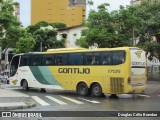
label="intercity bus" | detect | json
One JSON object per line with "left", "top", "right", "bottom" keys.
{"left": 9, "top": 47, "right": 147, "bottom": 97}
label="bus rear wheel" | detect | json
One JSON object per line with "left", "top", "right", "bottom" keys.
{"left": 77, "top": 83, "right": 90, "bottom": 96}
{"left": 91, "top": 83, "right": 103, "bottom": 97}
{"left": 22, "top": 80, "right": 29, "bottom": 91}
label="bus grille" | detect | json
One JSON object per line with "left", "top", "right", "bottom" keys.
{"left": 110, "top": 78, "right": 124, "bottom": 93}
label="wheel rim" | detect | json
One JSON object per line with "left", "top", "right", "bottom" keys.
{"left": 92, "top": 84, "right": 102, "bottom": 96}
{"left": 93, "top": 86, "right": 100, "bottom": 94}
{"left": 80, "top": 87, "right": 87, "bottom": 95}
{"left": 78, "top": 83, "right": 88, "bottom": 96}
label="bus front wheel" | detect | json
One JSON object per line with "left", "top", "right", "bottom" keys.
{"left": 22, "top": 80, "right": 29, "bottom": 91}
{"left": 77, "top": 82, "right": 90, "bottom": 96}
{"left": 91, "top": 83, "right": 103, "bottom": 97}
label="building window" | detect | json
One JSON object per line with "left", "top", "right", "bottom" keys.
{"left": 61, "top": 33, "right": 67, "bottom": 39}
{"left": 153, "top": 66, "right": 159, "bottom": 72}
{"left": 73, "top": 33, "right": 77, "bottom": 37}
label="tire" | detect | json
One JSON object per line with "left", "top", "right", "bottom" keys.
{"left": 77, "top": 83, "right": 90, "bottom": 96}
{"left": 22, "top": 80, "right": 29, "bottom": 91}
{"left": 91, "top": 83, "right": 103, "bottom": 97}
{"left": 40, "top": 88, "right": 46, "bottom": 93}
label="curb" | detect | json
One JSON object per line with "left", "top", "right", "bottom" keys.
{"left": 0, "top": 101, "right": 37, "bottom": 110}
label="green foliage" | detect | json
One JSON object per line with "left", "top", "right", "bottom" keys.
{"left": 35, "top": 21, "right": 49, "bottom": 27}
{"left": 0, "top": 1, "right": 65, "bottom": 54}
{"left": 77, "top": 1, "right": 160, "bottom": 61}
{"left": 0, "top": 0, "right": 21, "bottom": 50}
{"left": 27, "top": 25, "right": 40, "bottom": 34}
{"left": 49, "top": 22, "right": 67, "bottom": 29}
{"left": 131, "top": 2, "right": 160, "bottom": 60}
{"left": 77, "top": 3, "right": 131, "bottom": 48}
{"left": 32, "top": 28, "right": 65, "bottom": 51}
{"left": 76, "top": 37, "right": 88, "bottom": 48}
{"left": 4, "top": 27, "right": 25, "bottom": 48}
{"left": 87, "top": 0, "right": 93, "bottom": 6}
{"left": 27, "top": 21, "right": 65, "bottom": 51}
{"left": 15, "top": 36, "right": 35, "bottom": 53}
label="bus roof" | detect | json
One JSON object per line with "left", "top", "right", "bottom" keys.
{"left": 13, "top": 47, "right": 143, "bottom": 56}
{"left": 43, "top": 47, "right": 142, "bottom": 54}
{"left": 47, "top": 48, "right": 87, "bottom": 52}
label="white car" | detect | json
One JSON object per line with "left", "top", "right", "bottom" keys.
{"left": 0, "top": 71, "right": 9, "bottom": 84}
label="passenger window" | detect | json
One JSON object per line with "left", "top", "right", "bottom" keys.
{"left": 55, "top": 54, "right": 68, "bottom": 65}
{"left": 101, "top": 52, "right": 112, "bottom": 65}
{"left": 42, "top": 55, "right": 54, "bottom": 65}
{"left": 20, "top": 55, "right": 30, "bottom": 66}
{"left": 31, "top": 55, "right": 41, "bottom": 66}
{"left": 113, "top": 51, "right": 125, "bottom": 65}
{"left": 69, "top": 53, "right": 83, "bottom": 65}
{"left": 84, "top": 52, "right": 100, "bottom": 65}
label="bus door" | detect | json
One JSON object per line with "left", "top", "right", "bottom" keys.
{"left": 130, "top": 48, "right": 146, "bottom": 87}
{"left": 10, "top": 55, "right": 20, "bottom": 85}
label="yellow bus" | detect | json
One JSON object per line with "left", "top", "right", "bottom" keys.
{"left": 9, "top": 47, "right": 147, "bottom": 97}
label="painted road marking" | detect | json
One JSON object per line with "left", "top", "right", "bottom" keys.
{"left": 60, "top": 96, "right": 84, "bottom": 104}
{"left": 138, "top": 94, "right": 150, "bottom": 97}
{"left": 77, "top": 97, "right": 100, "bottom": 104}
{"left": 31, "top": 96, "right": 49, "bottom": 106}
{"left": 46, "top": 96, "right": 67, "bottom": 105}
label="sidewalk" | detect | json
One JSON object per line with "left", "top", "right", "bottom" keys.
{"left": 0, "top": 83, "right": 36, "bottom": 110}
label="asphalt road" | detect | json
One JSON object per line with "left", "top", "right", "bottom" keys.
{"left": 1, "top": 81, "right": 160, "bottom": 120}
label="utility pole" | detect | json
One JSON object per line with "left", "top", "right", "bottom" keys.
{"left": 40, "top": 42, "right": 42, "bottom": 52}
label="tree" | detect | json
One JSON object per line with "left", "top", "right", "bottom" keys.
{"left": 76, "top": 3, "right": 131, "bottom": 48}
{"left": 111, "top": 5, "right": 141, "bottom": 46}
{"left": 33, "top": 28, "right": 65, "bottom": 51}
{"left": 130, "top": 2, "right": 160, "bottom": 61}
{"left": 49, "top": 22, "right": 66, "bottom": 29}
{"left": 27, "top": 21, "right": 65, "bottom": 51}
{"left": 0, "top": 0, "right": 21, "bottom": 49}
{"left": 27, "top": 21, "right": 67, "bottom": 34}
{"left": 15, "top": 35, "right": 35, "bottom": 53}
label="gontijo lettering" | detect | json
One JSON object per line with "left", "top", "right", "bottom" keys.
{"left": 58, "top": 68, "right": 90, "bottom": 74}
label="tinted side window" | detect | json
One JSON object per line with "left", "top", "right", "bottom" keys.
{"left": 42, "top": 55, "right": 54, "bottom": 65}
{"left": 101, "top": 52, "right": 112, "bottom": 65}
{"left": 55, "top": 54, "right": 68, "bottom": 65}
{"left": 20, "top": 55, "right": 30, "bottom": 66}
{"left": 84, "top": 52, "right": 100, "bottom": 65}
{"left": 31, "top": 55, "right": 41, "bottom": 66}
{"left": 113, "top": 51, "right": 125, "bottom": 65}
{"left": 69, "top": 53, "right": 83, "bottom": 65}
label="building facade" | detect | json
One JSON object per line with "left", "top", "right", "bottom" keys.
{"left": 14, "top": 4, "right": 20, "bottom": 21}
{"left": 147, "top": 57, "right": 160, "bottom": 81}
{"left": 57, "top": 25, "right": 87, "bottom": 48}
{"left": 31, "top": 0, "right": 86, "bottom": 27}
{"left": 131, "top": 0, "right": 160, "bottom": 5}
{"left": 130, "top": 0, "right": 141, "bottom": 5}
{"left": 142, "top": 0, "right": 160, "bottom": 3}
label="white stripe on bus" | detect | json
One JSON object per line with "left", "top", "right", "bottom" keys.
{"left": 46, "top": 96, "right": 67, "bottom": 105}
{"left": 31, "top": 96, "right": 49, "bottom": 106}
{"left": 77, "top": 97, "right": 100, "bottom": 104}
{"left": 60, "top": 96, "right": 84, "bottom": 104}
